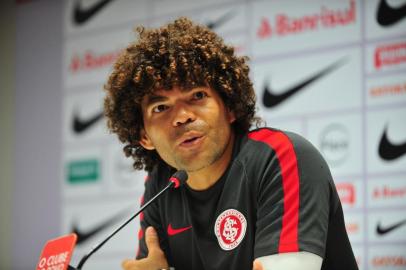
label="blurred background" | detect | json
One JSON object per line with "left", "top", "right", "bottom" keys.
{"left": 0, "top": 0, "right": 405, "bottom": 269}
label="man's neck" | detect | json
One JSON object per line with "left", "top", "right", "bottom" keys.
{"left": 186, "top": 131, "right": 235, "bottom": 191}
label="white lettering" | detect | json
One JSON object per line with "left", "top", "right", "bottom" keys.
{"left": 39, "top": 258, "right": 47, "bottom": 268}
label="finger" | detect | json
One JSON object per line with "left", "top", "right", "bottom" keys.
{"left": 145, "top": 226, "right": 162, "bottom": 256}
{"left": 122, "top": 259, "right": 135, "bottom": 269}
{"left": 253, "top": 259, "right": 264, "bottom": 270}
{"left": 121, "top": 258, "right": 147, "bottom": 270}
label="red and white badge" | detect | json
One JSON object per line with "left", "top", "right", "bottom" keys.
{"left": 214, "top": 209, "right": 247, "bottom": 250}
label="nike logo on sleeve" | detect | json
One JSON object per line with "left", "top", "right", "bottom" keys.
{"left": 167, "top": 224, "right": 192, "bottom": 236}
{"left": 262, "top": 58, "right": 347, "bottom": 108}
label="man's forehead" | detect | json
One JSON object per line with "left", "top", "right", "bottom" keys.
{"left": 150, "top": 86, "right": 196, "bottom": 95}
{"left": 143, "top": 86, "right": 207, "bottom": 101}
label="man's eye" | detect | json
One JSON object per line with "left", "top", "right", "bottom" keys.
{"left": 193, "top": 91, "right": 208, "bottom": 100}
{"left": 152, "top": 104, "right": 168, "bottom": 113}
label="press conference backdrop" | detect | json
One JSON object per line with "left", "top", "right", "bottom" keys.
{"left": 59, "top": 0, "right": 406, "bottom": 269}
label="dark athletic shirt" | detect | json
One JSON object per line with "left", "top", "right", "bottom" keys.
{"left": 136, "top": 128, "right": 358, "bottom": 270}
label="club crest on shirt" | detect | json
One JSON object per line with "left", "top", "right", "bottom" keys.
{"left": 214, "top": 209, "right": 247, "bottom": 250}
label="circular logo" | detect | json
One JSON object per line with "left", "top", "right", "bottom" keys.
{"left": 214, "top": 209, "right": 247, "bottom": 250}
{"left": 319, "top": 123, "right": 350, "bottom": 166}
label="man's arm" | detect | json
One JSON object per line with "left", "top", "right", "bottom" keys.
{"left": 253, "top": 252, "right": 322, "bottom": 270}
{"left": 250, "top": 130, "right": 330, "bottom": 259}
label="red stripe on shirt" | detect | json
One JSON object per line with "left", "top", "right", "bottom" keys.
{"left": 138, "top": 228, "right": 144, "bottom": 240}
{"left": 248, "top": 129, "right": 300, "bottom": 253}
{"left": 139, "top": 195, "right": 145, "bottom": 221}
{"left": 136, "top": 228, "right": 144, "bottom": 258}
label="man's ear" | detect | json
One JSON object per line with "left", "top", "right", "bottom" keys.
{"left": 139, "top": 129, "right": 155, "bottom": 150}
{"left": 227, "top": 108, "right": 236, "bottom": 124}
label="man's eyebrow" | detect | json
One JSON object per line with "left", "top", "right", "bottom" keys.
{"left": 145, "top": 94, "right": 168, "bottom": 106}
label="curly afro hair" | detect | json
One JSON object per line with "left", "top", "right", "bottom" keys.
{"left": 104, "top": 17, "right": 259, "bottom": 172}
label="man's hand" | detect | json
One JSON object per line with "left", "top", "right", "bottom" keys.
{"left": 122, "top": 227, "right": 169, "bottom": 270}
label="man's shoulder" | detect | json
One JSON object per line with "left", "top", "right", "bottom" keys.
{"left": 145, "top": 162, "right": 175, "bottom": 190}
{"left": 237, "top": 127, "right": 323, "bottom": 170}
{"left": 243, "top": 127, "right": 313, "bottom": 154}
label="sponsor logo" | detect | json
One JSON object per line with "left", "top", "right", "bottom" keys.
{"left": 376, "top": 218, "right": 406, "bottom": 235}
{"left": 67, "top": 159, "right": 100, "bottom": 184}
{"left": 372, "top": 256, "right": 406, "bottom": 267}
{"left": 374, "top": 42, "right": 406, "bottom": 69}
{"left": 214, "top": 209, "right": 246, "bottom": 251}
{"left": 376, "top": 0, "right": 406, "bottom": 27}
{"left": 262, "top": 58, "right": 346, "bottom": 108}
{"left": 167, "top": 224, "right": 192, "bottom": 236}
{"left": 69, "top": 49, "right": 122, "bottom": 73}
{"left": 205, "top": 10, "right": 235, "bottom": 30}
{"left": 373, "top": 185, "right": 406, "bottom": 199}
{"left": 72, "top": 110, "right": 103, "bottom": 134}
{"left": 369, "top": 82, "right": 406, "bottom": 98}
{"left": 378, "top": 125, "right": 406, "bottom": 161}
{"left": 73, "top": 0, "right": 114, "bottom": 25}
{"left": 257, "top": 0, "right": 355, "bottom": 39}
{"left": 36, "top": 234, "right": 77, "bottom": 270}
{"left": 319, "top": 124, "right": 350, "bottom": 166}
{"left": 336, "top": 182, "right": 355, "bottom": 206}
{"left": 71, "top": 209, "right": 129, "bottom": 245}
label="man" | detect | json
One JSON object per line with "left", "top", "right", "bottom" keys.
{"left": 104, "top": 17, "right": 358, "bottom": 270}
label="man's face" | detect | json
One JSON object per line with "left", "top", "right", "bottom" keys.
{"left": 139, "top": 86, "right": 235, "bottom": 172}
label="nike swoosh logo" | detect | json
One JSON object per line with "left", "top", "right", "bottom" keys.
{"left": 378, "top": 125, "right": 406, "bottom": 161}
{"left": 167, "top": 224, "right": 192, "bottom": 236}
{"left": 376, "top": 0, "right": 406, "bottom": 27}
{"left": 71, "top": 210, "right": 129, "bottom": 245}
{"left": 262, "top": 58, "right": 347, "bottom": 108}
{"left": 73, "top": 0, "right": 114, "bottom": 25}
{"left": 72, "top": 110, "right": 103, "bottom": 134}
{"left": 205, "top": 10, "right": 235, "bottom": 30}
{"left": 376, "top": 219, "right": 406, "bottom": 235}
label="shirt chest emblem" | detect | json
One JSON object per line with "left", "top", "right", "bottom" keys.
{"left": 214, "top": 209, "right": 247, "bottom": 250}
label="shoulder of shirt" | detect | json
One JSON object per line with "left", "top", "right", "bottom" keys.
{"left": 236, "top": 127, "right": 324, "bottom": 169}
{"left": 243, "top": 126, "right": 334, "bottom": 188}
{"left": 242, "top": 127, "right": 315, "bottom": 154}
{"left": 144, "top": 161, "right": 175, "bottom": 191}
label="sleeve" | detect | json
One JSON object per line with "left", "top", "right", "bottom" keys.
{"left": 136, "top": 172, "right": 159, "bottom": 259}
{"left": 250, "top": 129, "right": 331, "bottom": 259}
{"left": 256, "top": 252, "right": 323, "bottom": 270}
{"left": 136, "top": 168, "right": 171, "bottom": 260}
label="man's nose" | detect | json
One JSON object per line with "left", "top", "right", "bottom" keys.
{"left": 172, "top": 102, "right": 196, "bottom": 127}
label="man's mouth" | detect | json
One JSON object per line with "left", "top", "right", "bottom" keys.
{"left": 183, "top": 137, "right": 200, "bottom": 143}
{"left": 178, "top": 132, "right": 205, "bottom": 147}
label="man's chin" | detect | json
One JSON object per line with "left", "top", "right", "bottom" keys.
{"left": 174, "top": 158, "right": 209, "bottom": 173}
{"left": 174, "top": 154, "right": 221, "bottom": 173}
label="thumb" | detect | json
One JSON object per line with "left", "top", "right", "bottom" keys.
{"left": 253, "top": 259, "right": 264, "bottom": 270}
{"left": 145, "top": 226, "right": 163, "bottom": 256}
